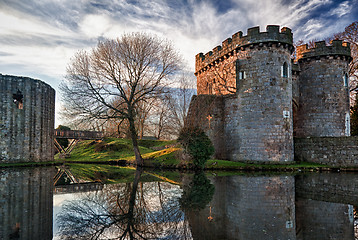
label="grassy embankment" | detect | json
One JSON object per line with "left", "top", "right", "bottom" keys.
{"left": 56, "top": 137, "right": 337, "bottom": 172}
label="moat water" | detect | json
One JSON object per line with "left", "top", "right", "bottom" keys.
{"left": 1, "top": 166, "right": 358, "bottom": 239}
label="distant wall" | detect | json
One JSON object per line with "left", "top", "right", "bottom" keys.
{"left": 185, "top": 95, "right": 227, "bottom": 159}
{"left": 294, "top": 136, "right": 358, "bottom": 167}
{"left": 0, "top": 74, "right": 55, "bottom": 163}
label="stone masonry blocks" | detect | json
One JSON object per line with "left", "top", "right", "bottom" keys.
{"left": 0, "top": 74, "right": 55, "bottom": 163}
{"left": 187, "top": 25, "right": 352, "bottom": 164}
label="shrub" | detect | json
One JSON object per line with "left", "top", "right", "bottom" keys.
{"left": 180, "top": 171, "right": 215, "bottom": 211}
{"left": 178, "top": 127, "right": 214, "bottom": 168}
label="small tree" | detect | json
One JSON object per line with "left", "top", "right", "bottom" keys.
{"left": 178, "top": 127, "right": 214, "bottom": 169}
{"left": 60, "top": 32, "right": 181, "bottom": 166}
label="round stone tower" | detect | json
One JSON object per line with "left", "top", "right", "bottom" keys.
{"left": 0, "top": 74, "right": 55, "bottom": 163}
{"left": 192, "top": 25, "right": 295, "bottom": 163}
{"left": 231, "top": 25, "right": 294, "bottom": 162}
{"left": 295, "top": 40, "right": 351, "bottom": 137}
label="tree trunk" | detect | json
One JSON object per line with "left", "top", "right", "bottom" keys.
{"left": 128, "top": 116, "right": 143, "bottom": 166}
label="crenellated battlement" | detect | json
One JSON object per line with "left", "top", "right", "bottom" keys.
{"left": 195, "top": 25, "right": 293, "bottom": 74}
{"left": 296, "top": 40, "right": 351, "bottom": 62}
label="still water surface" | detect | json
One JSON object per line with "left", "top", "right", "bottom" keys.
{"left": 1, "top": 166, "right": 358, "bottom": 239}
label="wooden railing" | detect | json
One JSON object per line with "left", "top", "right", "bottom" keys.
{"left": 54, "top": 130, "right": 103, "bottom": 140}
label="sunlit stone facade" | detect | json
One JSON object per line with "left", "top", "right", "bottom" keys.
{"left": 187, "top": 25, "right": 351, "bottom": 163}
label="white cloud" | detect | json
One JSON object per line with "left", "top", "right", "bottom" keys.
{"left": 0, "top": 0, "right": 357, "bottom": 126}
{"left": 329, "top": 1, "right": 350, "bottom": 17}
{"left": 0, "top": 10, "right": 71, "bottom": 37}
{"left": 79, "top": 14, "right": 115, "bottom": 38}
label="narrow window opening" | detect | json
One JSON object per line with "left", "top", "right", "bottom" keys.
{"left": 207, "top": 82, "right": 213, "bottom": 94}
{"left": 344, "top": 73, "right": 349, "bottom": 87}
{"left": 239, "top": 71, "right": 245, "bottom": 80}
{"left": 235, "top": 60, "right": 245, "bottom": 80}
{"left": 345, "top": 112, "right": 350, "bottom": 136}
{"left": 282, "top": 62, "right": 288, "bottom": 78}
{"left": 13, "top": 89, "right": 23, "bottom": 109}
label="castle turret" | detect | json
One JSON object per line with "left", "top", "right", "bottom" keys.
{"left": 0, "top": 74, "right": 55, "bottom": 163}
{"left": 188, "top": 25, "right": 295, "bottom": 163}
{"left": 295, "top": 40, "right": 352, "bottom": 137}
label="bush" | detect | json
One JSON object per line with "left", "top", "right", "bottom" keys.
{"left": 180, "top": 171, "right": 215, "bottom": 211}
{"left": 178, "top": 127, "right": 214, "bottom": 168}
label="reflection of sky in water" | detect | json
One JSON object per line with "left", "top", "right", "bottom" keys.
{"left": 53, "top": 182, "right": 185, "bottom": 239}
{"left": 53, "top": 192, "right": 81, "bottom": 238}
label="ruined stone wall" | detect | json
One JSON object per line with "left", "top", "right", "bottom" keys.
{"left": 0, "top": 74, "right": 55, "bottom": 163}
{"left": 295, "top": 41, "right": 351, "bottom": 137}
{"left": 0, "top": 167, "right": 54, "bottom": 239}
{"left": 294, "top": 136, "right": 358, "bottom": 167}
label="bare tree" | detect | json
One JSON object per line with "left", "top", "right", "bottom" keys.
{"left": 146, "top": 73, "right": 196, "bottom": 139}
{"left": 60, "top": 33, "right": 182, "bottom": 166}
{"left": 56, "top": 169, "right": 192, "bottom": 239}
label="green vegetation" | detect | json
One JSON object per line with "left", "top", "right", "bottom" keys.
{"left": 3, "top": 137, "right": 351, "bottom": 172}
{"left": 51, "top": 137, "right": 347, "bottom": 172}
{"left": 178, "top": 127, "right": 214, "bottom": 169}
{"left": 66, "top": 164, "right": 165, "bottom": 184}
{"left": 204, "top": 159, "right": 329, "bottom": 170}
{"left": 58, "top": 138, "right": 176, "bottom": 163}
{"left": 180, "top": 171, "right": 215, "bottom": 211}
{"left": 0, "top": 161, "right": 59, "bottom": 168}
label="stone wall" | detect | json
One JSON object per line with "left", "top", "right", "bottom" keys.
{"left": 0, "top": 74, "right": 55, "bottom": 163}
{"left": 225, "top": 45, "right": 293, "bottom": 162}
{"left": 295, "top": 199, "right": 353, "bottom": 240}
{"left": 294, "top": 136, "right": 358, "bottom": 167}
{"left": 186, "top": 174, "right": 355, "bottom": 239}
{"left": 295, "top": 41, "right": 351, "bottom": 137}
{"left": 185, "top": 94, "right": 227, "bottom": 159}
{"left": 187, "top": 175, "right": 296, "bottom": 240}
{"left": 295, "top": 173, "right": 355, "bottom": 239}
{"left": 0, "top": 167, "right": 54, "bottom": 239}
{"left": 189, "top": 25, "right": 352, "bottom": 163}
{"left": 189, "top": 25, "right": 295, "bottom": 163}
{"left": 296, "top": 172, "right": 358, "bottom": 205}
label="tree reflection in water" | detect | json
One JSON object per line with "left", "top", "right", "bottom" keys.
{"left": 56, "top": 168, "right": 215, "bottom": 239}
{"left": 180, "top": 171, "right": 215, "bottom": 212}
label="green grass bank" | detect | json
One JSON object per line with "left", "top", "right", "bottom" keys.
{"left": 51, "top": 137, "right": 354, "bottom": 172}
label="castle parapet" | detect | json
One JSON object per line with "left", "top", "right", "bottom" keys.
{"left": 296, "top": 40, "right": 351, "bottom": 62}
{"left": 195, "top": 25, "right": 293, "bottom": 73}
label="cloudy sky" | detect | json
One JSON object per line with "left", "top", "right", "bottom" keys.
{"left": 0, "top": 0, "right": 357, "bottom": 125}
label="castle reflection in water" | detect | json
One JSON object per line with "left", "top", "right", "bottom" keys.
{"left": 0, "top": 167, "right": 357, "bottom": 239}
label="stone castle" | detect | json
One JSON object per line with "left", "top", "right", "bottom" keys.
{"left": 0, "top": 74, "right": 55, "bottom": 163}
{"left": 186, "top": 25, "right": 352, "bottom": 163}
